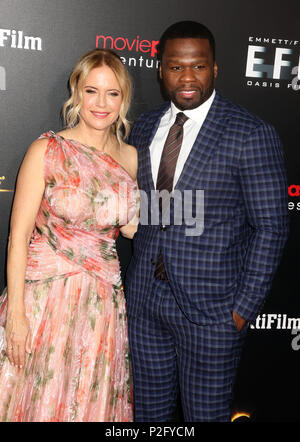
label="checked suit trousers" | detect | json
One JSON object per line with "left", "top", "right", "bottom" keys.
{"left": 128, "top": 278, "right": 247, "bottom": 421}
{"left": 154, "top": 112, "right": 188, "bottom": 281}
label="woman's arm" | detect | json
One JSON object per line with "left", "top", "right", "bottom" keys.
{"left": 119, "top": 143, "right": 139, "bottom": 239}
{"left": 5, "top": 138, "right": 47, "bottom": 368}
{"left": 120, "top": 180, "right": 139, "bottom": 239}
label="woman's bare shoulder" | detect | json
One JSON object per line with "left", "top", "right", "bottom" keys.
{"left": 120, "top": 142, "right": 138, "bottom": 180}
{"left": 25, "top": 137, "right": 49, "bottom": 159}
{"left": 122, "top": 142, "right": 137, "bottom": 160}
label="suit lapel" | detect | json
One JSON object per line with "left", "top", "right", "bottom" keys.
{"left": 175, "top": 92, "right": 228, "bottom": 190}
{"left": 139, "top": 102, "right": 170, "bottom": 191}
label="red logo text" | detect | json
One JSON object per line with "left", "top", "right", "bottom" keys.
{"left": 96, "top": 34, "right": 159, "bottom": 58}
{"left": 288, "top": 185, "right": 300, "bottom": 196}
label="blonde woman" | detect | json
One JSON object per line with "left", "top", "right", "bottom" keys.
{"left": 0, "top": 49, "right": 137, "bottom": 421}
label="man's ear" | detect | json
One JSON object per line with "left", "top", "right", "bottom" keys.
{"left": 159, "top": 63, "right": 163, "bottom": 80}
{"left": 214, "top": 62, "right": 218, "bottom": 79}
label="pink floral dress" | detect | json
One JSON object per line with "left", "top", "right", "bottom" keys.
{"left": 0, "top": 132, "right": 137, "bottom": 422}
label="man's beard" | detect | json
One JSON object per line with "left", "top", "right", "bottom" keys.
{"left": 167, "top": 85, "right": 214, "bottom": 110}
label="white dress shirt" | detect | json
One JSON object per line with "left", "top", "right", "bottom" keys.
{"left": 150, "top": 90, "right": 216, "bottom": 189}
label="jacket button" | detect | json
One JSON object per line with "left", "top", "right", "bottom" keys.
{"left": 151, "top": 258, "right": 155, "bottom": 266}
{"left": 160, "top": 225, "right": 167, "bottom": 231}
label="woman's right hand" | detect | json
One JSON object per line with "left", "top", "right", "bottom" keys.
{"left": 5, "top": 312, "right": 32, "bottom": 368}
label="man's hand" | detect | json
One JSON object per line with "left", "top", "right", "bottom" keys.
{"left": 232, "top": 310, "right": 246, "bottom": 332}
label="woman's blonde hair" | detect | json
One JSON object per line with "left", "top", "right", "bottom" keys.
{"left": 62, "top": 48, "right": 132, "bottom": 142}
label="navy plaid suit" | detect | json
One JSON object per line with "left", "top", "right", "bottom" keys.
{"left": 125, "top": 91, "right": 289, "bottom": 421}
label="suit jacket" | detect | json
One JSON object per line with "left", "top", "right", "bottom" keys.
{"left": 125, "top": 91, "right": 289, "bottom": 325}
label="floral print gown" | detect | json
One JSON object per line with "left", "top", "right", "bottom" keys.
{"left": 0, "top": 132, "right": 136, "bottom": 422}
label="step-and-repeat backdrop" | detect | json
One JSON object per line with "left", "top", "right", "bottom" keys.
{"left": 1, "top": 0, "right": 299, "bottom": 422}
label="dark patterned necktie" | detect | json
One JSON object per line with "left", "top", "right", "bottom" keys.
{"left": 154, "top": 112, "right": 188, "bottom": 280}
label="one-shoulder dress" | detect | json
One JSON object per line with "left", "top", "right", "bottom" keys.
{"left": 0, "top": 132, "right": 137, "bottom": 422}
